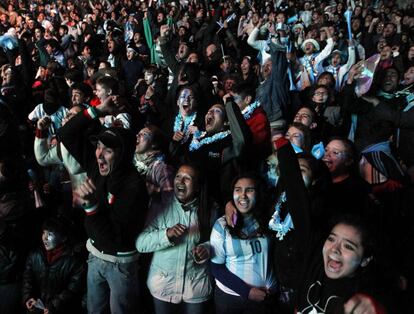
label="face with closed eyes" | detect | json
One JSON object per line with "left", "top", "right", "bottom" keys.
{"left": 205, "top": 105, "right": 225, "bottom": 134}
{"left": 323, "top": 223, "right": 368, "bottom": 279}
{"left": 233, "top": 178, "right": 256, "bottom": 215}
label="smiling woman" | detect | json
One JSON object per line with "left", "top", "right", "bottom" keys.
{"left": 210, "top": 172, "right": 276, "bottom": 314}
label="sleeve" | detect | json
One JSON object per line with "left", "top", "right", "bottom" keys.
{"left": 58, "top": 107, "right": 100, "bottom": 171}
{"left": 48, "top": 258, "right": 85, "bottom": 312}
{"left": 342, "top": 82, "right": 377, "bottom": 116}
{"left": 269, "top": 44, "right": 290, "bottom": 117}
{"left": 210, "top": 220, "right": 251, "bottom": 299}
{"left": 222, "top": 101, "right": 252, "bottom": 164}
{"left": 314, "top": 37, "right": 334, "bottom": 66}
{"left": 34, "top": 137, "right": 62, "bottom": 166}
{"left": 275, "top": 137, "right": 310, "bottom": 243}
{"left": 135, "top": 208, "right": 175, "bottom": 253}
{"left": 22, "top": 252, "right": 36, "bottom": 304}
{"left": 28, "top": 104, "right": 43, "bottom": 122}
{"left": 247, "top": 27, "right": 267, "bottom": 51}
{"left": 337, "top": 45, "right": 356, "bottom": 89}
{"left": 159, "top": 36, "right": 180, "bottom": 75}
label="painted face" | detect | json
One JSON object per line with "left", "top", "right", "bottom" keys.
{"left": 285, "top": 126, "right": 305, "bottom": 149}
{"left": 294, "top": 108, "right": 315, "bottom": 128}
{"left": 323, "top": 223, "right": 366, "bottom": 279}
{"left": 42, "top": 230, "right": 63, "bottom": 251}
{"left": 403, "top": 66, "right": 414, "bottom": 85}
{"left": 233, "top": 178, "right": 256, "bottom": 215}
{"left": 205, "top": 105, "right": 225, "bottom": 134}
{"left": 135, "top": 127, "right": 153, "bottom": 154}
{"left": 95, "top": 83, "right": 110, "bottom": 102}
{"left": 95, "top": 141, "right": 116, "bottom": 176}
{"left": 322, "top": 140, "right": 349, "bottom": 175}
{"left": 174, "top": 165, "right": 199, "bottom": 204}
{"left": 177, "top": 88, "right": 196, "bottom": 117}
{"left": 312, "top": 87, "right": 329, "bottom": 103}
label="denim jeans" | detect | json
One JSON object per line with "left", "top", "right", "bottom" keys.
{"left": 153, "top": 297, "right": 209, "bottom": 314}
{"left": 214, "top": 286, "right": 274, "bottom": 314}
{"left": 87, "top": 253, "right": 139, "bottom": 314}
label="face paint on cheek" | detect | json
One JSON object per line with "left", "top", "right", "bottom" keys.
{"left": 178, "top": 89, "right": 192, "bottom": 111}
{"left": 44, "top": 232, "right": 61, "bottom": 250}
{"left": 233, "top": 193, "right": 239, "bottom": 205}
{"left": 348, "top": 255, "right": 363, "bottom": 270}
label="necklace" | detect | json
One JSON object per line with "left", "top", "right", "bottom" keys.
{"left": 189, "top": 130, "right": 231, "bottom": 152}
{"left": 268, "top": 191, "right": 294, "bottom": 240}
{"left": 173, "top": 112, "right": 196, "bottom": 143}
{"left": 242, "top": 100, "right": 261, "bottom": 120}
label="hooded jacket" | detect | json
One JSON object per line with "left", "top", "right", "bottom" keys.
{"left": 58, "top": 109, "right": 149, "bottom": 254}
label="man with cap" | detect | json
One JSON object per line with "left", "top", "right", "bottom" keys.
{"left": 58, "top": 97, "right": 149, "bottom": 314}
{"left": 298, "top": 26, "right": 335, "bottom": 87}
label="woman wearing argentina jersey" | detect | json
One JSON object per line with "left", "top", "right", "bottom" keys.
{"left": 210, "top": 172, "right": 277, "bottom": 314}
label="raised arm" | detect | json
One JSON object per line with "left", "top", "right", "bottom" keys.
{"left": 274, "top": 137, "right": 310, "bottom": 243}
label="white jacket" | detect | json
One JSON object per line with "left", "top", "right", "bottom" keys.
{"left": 136, "top": 195, "right": 212, "bottom": 304}
{"left": 34, "top": 137, "right": 87, "bottom": 195}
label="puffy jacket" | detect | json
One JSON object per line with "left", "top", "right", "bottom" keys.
{"left": 22, "top": 248, "right": 85, "bottom": 314}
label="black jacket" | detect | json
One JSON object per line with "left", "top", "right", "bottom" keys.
{"left": 22, "top": 248, "right": 85, "bottom": 314}
{"left": 58, "top": 111, "right": 149, "bottom": 254}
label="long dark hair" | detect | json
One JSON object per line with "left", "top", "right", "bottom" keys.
{"left": 179, "top": 162, "right": 213, "bottom": 243}
{"left": 228, "top": 172, "right": 269, "bottom": 239}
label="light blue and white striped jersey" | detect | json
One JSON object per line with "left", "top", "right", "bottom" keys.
{"left": 210, "top": 215, "right": 277, "bottom": 296}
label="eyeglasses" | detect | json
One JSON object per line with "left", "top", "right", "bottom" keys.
{"left": 314, "top": 91, "right": 328, "bottom": 96}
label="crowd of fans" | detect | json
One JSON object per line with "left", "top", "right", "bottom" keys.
{"left": 0, "top": 0, "right": 413, "bottom": 313}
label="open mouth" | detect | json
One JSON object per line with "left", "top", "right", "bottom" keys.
{"left": 238, "top": 199, "right": 249, "bottom": 208}
{"left": 98, "top": 160, "right": 108, "bottom": 172}
{"left": 326, "top": 255, "right": 342, "bottom": 273}
{"left": 176, "top": 185, "right": 186, "bottom": 193}
{"left": 206, "top": 116, "right": 213, "bottom": 126}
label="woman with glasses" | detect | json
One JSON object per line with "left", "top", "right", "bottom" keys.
{"left": 210, "top": 172, "right": 276, "bottom": 314}
{"left": 322, "top": 137, "right": 372, "bottom": 217}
